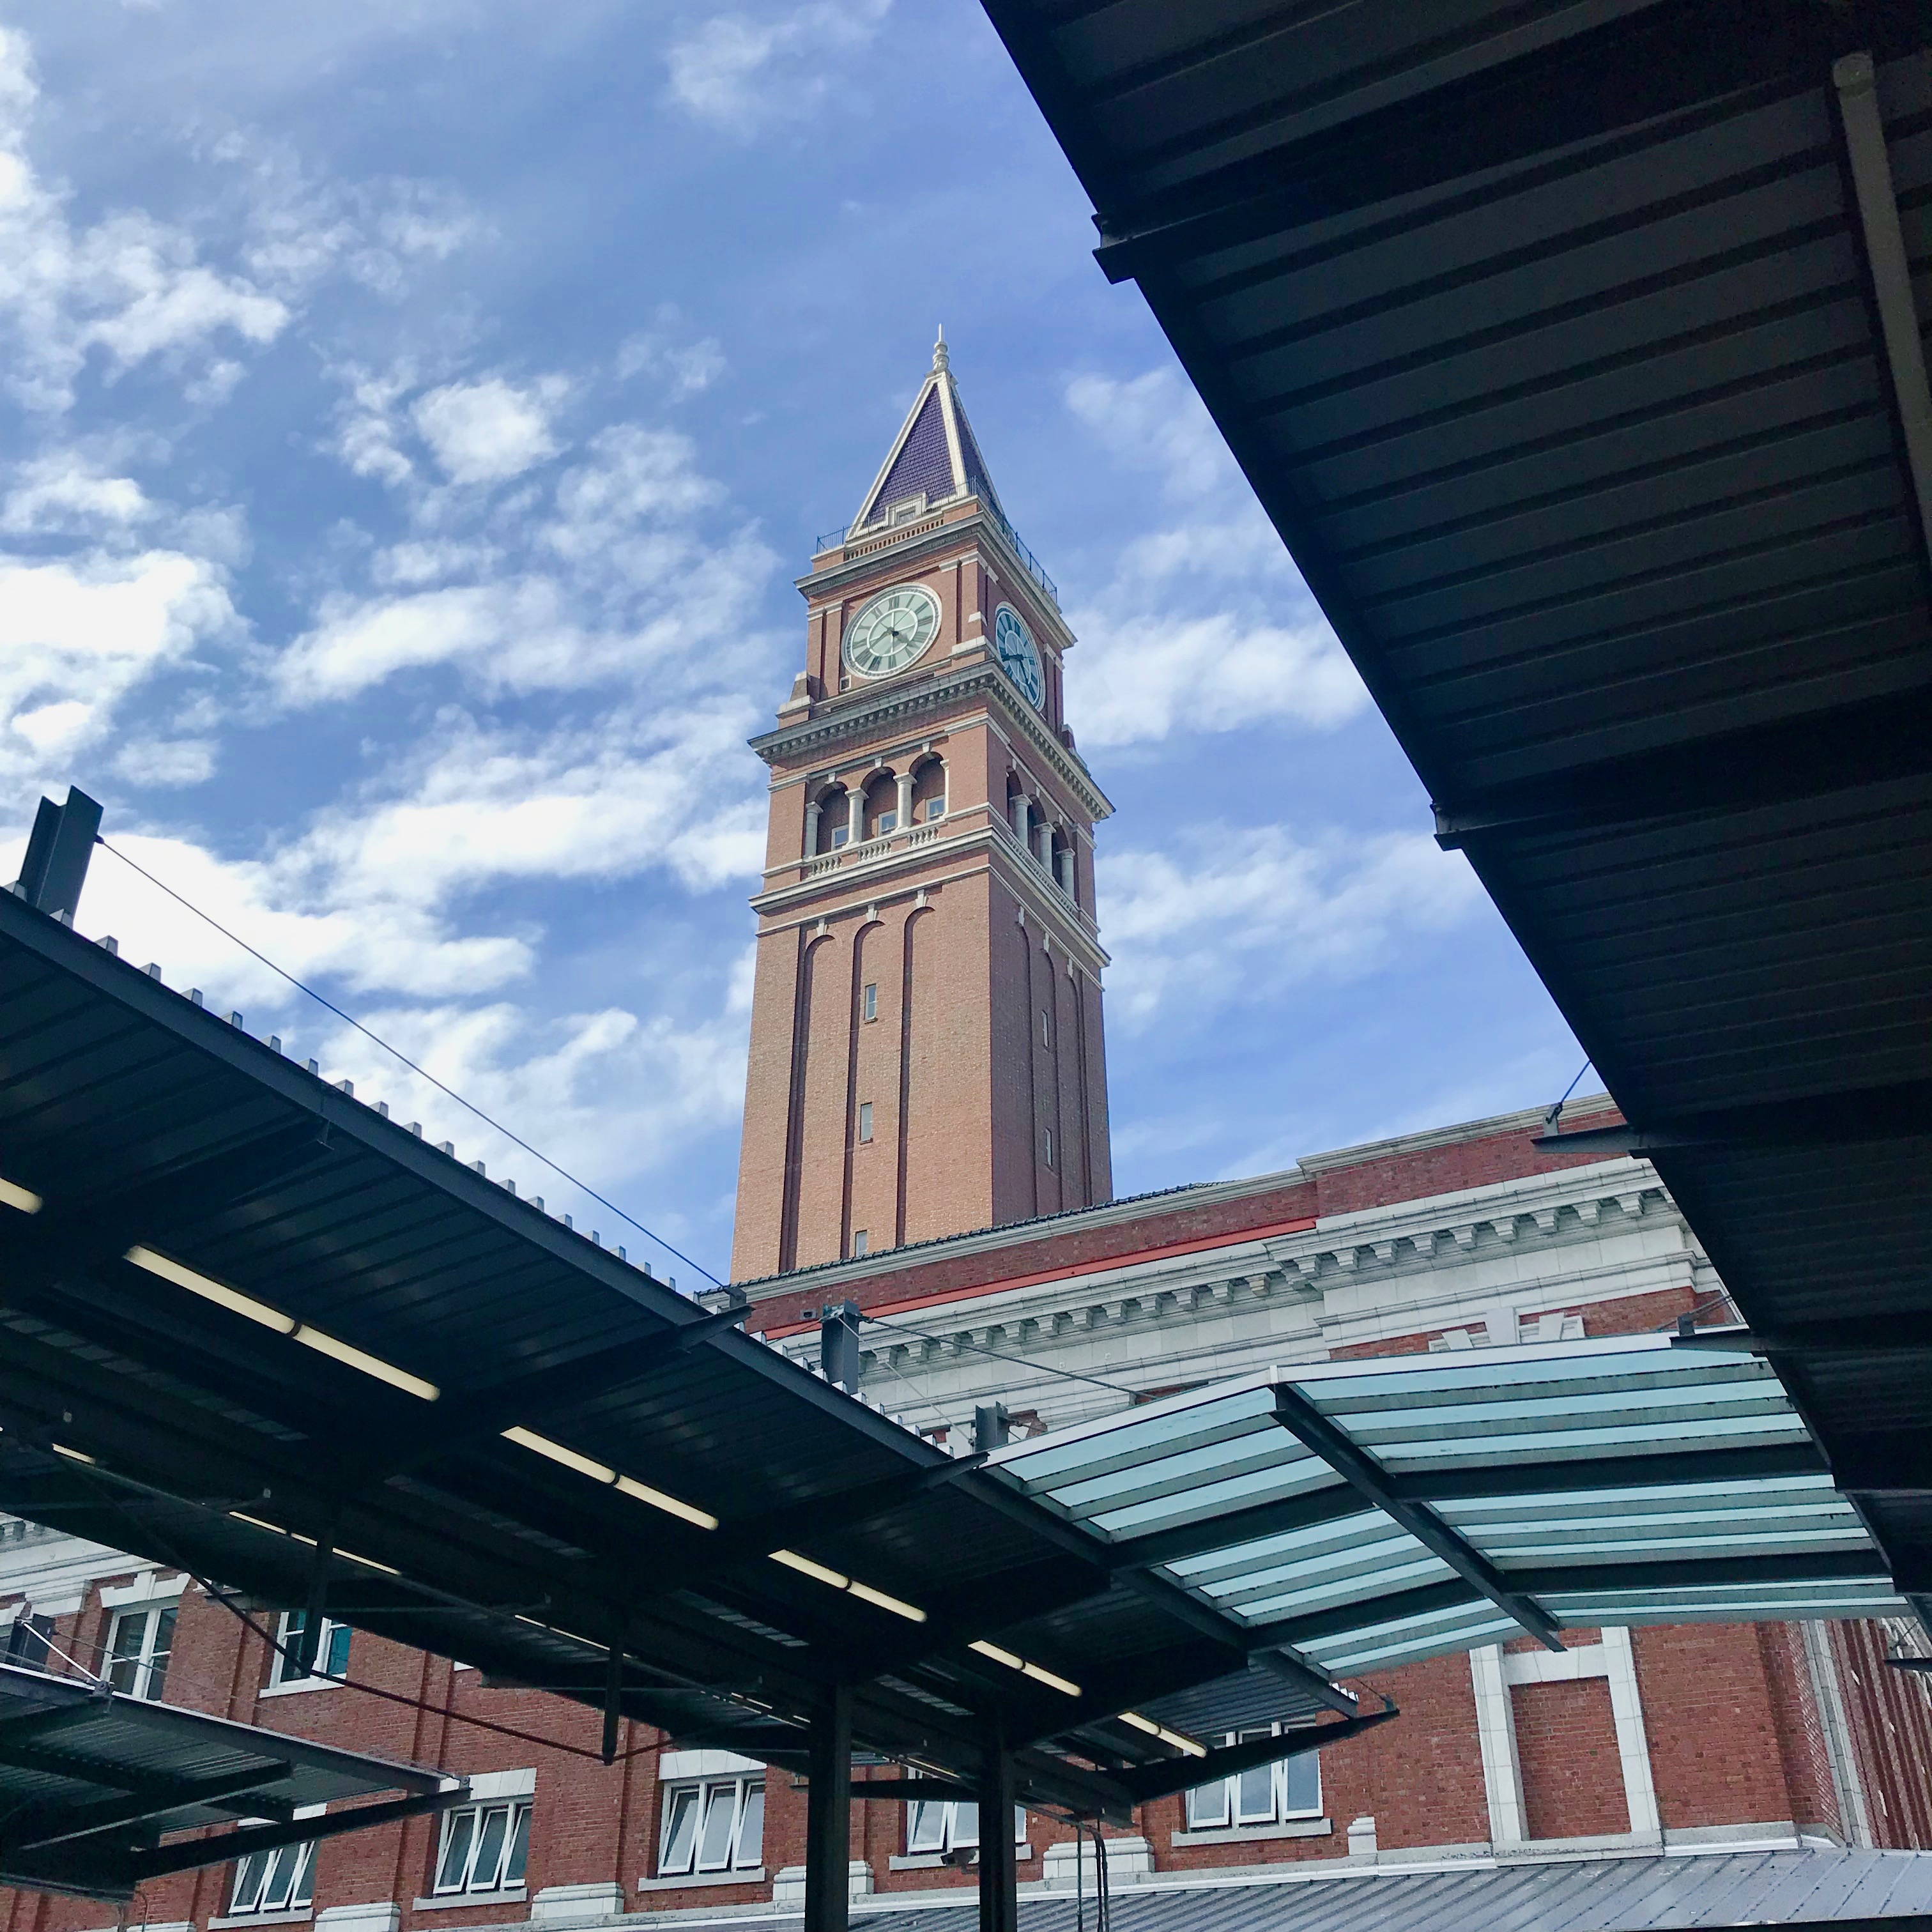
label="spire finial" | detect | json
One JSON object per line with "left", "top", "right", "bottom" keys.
{"left": 933, "top": 325, "right": 949, "bottom": 373}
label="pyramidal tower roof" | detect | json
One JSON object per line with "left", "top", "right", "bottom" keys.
{"left": 851, "top": 328, "right": 1006, "bottom": 532}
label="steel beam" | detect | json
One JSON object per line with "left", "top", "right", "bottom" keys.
{"left": 1112, "top": 1705, "right": 1401, "bottom": 1807}
{"left": 976, "top": 1720, "right": 1018, "bottom": 1932}
{"left": 1269, "top": 1387, "right": 1563, "bottom": 1650}
{"left": 804, "top": 1685, "right": 854, "bottom": 1932}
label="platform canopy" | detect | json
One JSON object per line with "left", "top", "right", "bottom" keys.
{"left": 0, "top": 1660, "right": 458, "bottom": 1900}
{"left": 0, "top": 890, "right": 1380, "bottom": 1828}
{"left": 978, "top": 0, "right": 1932, "bottom": 1621}
{"left": 990, "top": 1338, "right": 1906, "bottom": 1690}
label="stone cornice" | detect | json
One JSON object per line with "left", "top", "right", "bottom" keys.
{"left": 750, "top": 663, "right": 1113, "bottom": 822}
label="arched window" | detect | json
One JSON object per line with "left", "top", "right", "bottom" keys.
{"left": 910, "top": 757, "right": 947, "bottom": 824}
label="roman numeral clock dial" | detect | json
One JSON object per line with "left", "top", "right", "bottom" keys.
{"left": 993, "top": 604, "right": 1043, "bottom": 709}
{"left": 844, "top": 585, "right": 940, "bottom": 677}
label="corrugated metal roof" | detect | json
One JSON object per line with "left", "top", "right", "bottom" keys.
{"left": 0, "top": 1660, "right": 453, "bottom": 1900}
{"left": 977, "top": 0, "right": 1932, "bottom": 1628}
{"left": 0, "top": 896, "right": 1361, "bottom": 1826}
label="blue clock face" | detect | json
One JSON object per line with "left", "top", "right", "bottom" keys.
{"left": 993, "top": 605, "right": 1043, "bottom": 709}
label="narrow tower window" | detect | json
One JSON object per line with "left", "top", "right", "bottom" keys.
{"left": 852, "top": 1230, "right": 869, "bottom": 1257}
{"left": 1044, "top": 1128, "right": 1055, "bottom": 1169}
{"left": 862, "top": 983, "right": 878, "bottom": 1022}
{"left": 858, "top": 1101, "right": 873, "bottom": 1144}
{"left": 1041, "top": 1009, "right": 1050, "bottom": 1048}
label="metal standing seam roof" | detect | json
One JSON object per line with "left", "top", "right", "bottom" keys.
{"left": 0, "top": 892, "right": 1368, "bottom": 1826}
{"left": 0, "top": 1660, "right": 457, "bottom": 1900}
{"left": 710, "top": 1850, "right": 1932, "bottom": 1932}
{"left": 975, "top": 0, "right": 1932, "bottom": 1628}
{"left": 988, "top": 1337, "right": 1905, "bottom": 1694}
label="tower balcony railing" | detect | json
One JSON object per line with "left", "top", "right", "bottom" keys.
{"left": 813, "top": 494, "right": 1059, "bottom": 608}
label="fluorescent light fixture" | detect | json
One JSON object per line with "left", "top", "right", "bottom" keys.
{"left": 770, "top": 1549, "right": 849, "bottom": 1590}
{"left": 769, "top": 1552, "right": 928, "bottom": 1623}
{"left": 230, "top": 1510, "right": 285, "bottom": 1536}
{"left": 126, "top": 1246, "right": 294, "bottom": 1333}
{"left": 1118, "top": 1710, "right": 1206, "bottom": 1756}
{"left": 339, "top": 1548, "right": 400, "bottom": 1576}
{"left": 968, "top": 1638, "right": 1080, "bottom": 1698}
{"left": 502, "top": 1426, "right": 615, "bottom": 1485}
{"left": 847, "top": 1581, "right": 928, "bottom": 1623}
{"left": 0, "top": 1177, "right": 42, "bottom": 1214}
{"left": 50, "top": 1443, "right": 94, "bottom": 1466}
{"left": 615, "top": 1473, "right": 718, "bottom": 1530}
{"left": 293, "top": 1324, "right": 438, "bottom": 1402}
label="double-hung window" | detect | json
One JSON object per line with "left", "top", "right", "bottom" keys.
{"left": 105, "top": 1604, "right": 176, "bottom": 1700}
{"left": 905, "top": 1799, "right": 1025, "bottom": 1857}
{"left": 230, "top": 1837, "right": 318, "bottom": 1916}
{"left": 268, "top": 1610, "right": 351, "bottom": 1688}
{"left": 3, "top": 1614, "right": 53, "bottom": 1669}
{"left": 657, "top": 1775, "right": 764, "bottom": 1876}
{"left": 434, "top": 1798, "right": 532, "bottom": 1896}
{"left": 1184, "top": 1726, "right": 1321, "bottom": 1830}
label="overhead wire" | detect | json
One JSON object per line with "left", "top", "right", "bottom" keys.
{"left": 857, "top": 1311, "right": 1138, "bottom": 1396}
{"left": 92, "top": 836, "right": 723, "bottom": 1288}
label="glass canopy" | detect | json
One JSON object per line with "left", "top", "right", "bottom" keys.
{"left": 988, "top": 1337, "right": 1901, "bottom": 1678}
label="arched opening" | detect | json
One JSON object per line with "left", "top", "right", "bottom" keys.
{"left": 815, "top": 786, "right": 849, "bottom": 854}
{"left": 910, "top": 756, "right": 947, "bottom": 824}
{"left": 864, "top": 772, "right": 899, "bottom": 841}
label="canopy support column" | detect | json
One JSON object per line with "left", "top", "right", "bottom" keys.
{"left": 804, "top": 1685, "right": 853, "bottom": 1932}
{"left": 977, "top": 1720, "right": 1017, "bottom": 1932}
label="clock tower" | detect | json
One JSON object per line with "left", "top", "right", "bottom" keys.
{"left": 730, "top": 335, "right": 1113, "bottom": 1281}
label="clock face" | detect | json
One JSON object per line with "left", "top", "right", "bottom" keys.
{"left": 844, "top": 584, "right": 940, "bottom": 678}
{"left": 993, "top": 604, "right": 1043, "bottom": 709}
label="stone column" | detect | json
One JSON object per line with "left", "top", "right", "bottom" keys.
{"left": 1034, "top": 822, "right": 1054, "bottom": 868}
{"left": 847, "top": 788, "right": 864, "bottom": 846}
{"left": 1055, "top": 847, "right": 1075, "bottom": 898}
{"left": 1009, "top": 790, "right": 1031, "bottom": 841}
{"left": 804, "top": 799, "right": 822, "bottom": 857}
{"left": 896, "top": 770, "right": 914, "bottom": 830}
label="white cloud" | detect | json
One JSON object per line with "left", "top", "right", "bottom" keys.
{"left": 0, "top": 549, "right": 237, "bottom": 789}
{"left": 667, "top": 1, "right": 893, "bottom": 131}
{"left": 411, "top": 376, "right": 564, "bottom": 485}
{"left": 1062, "top": 364, "right": 1368, "bottom": 749}
{"left": 0, "top": 455, "right": 155, "bottom": 534}
{"left": 114, "top": 736, "right": 217, "bottom": 788}
{"left": 1100, "top": 825, "right": 1486, "bottom": 1029}
{"left": 618, "top": 307, "right": 726, "bottom": 398}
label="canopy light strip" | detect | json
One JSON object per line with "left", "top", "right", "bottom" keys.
{"left": 503, "top": 1427, "right": 717, "bottom": 1531}
{"left": 126, "top": 1246, "right": 439, "bottom": 1400}
{"left": 0, "top": 1176, "right": 42, "bottom": 1213}
{"left": 1118, "top": 1710, "right": 1208, "bottom": 1756}
{"left": 50, "top": 1443, "right": 95, "bottom": 1466}
{"left": 769, "top": 1549, "right": 928, "bottom": 1623}
{"left": 227, "top": 1511, "right": 399, "bottom": 1576}
{"left": 968, "top": 1639, "right": 1081, "bottom": 1697}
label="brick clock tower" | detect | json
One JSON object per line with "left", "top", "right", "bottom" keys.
{"left": 730, "top": 335, "right": 1113, "bottom": 1281}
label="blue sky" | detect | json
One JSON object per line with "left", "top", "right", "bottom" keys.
{"left": 0, "top": 0, "right": 1584, "bottom": 1284}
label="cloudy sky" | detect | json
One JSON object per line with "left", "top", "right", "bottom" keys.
{"left": 0, "top": 0, "right": 1585, "bottom": 1284}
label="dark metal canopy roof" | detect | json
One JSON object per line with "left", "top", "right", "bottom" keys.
{"left": 978, "top": 0, "right": 1932, "bottom": 1618}
{"left": 0, "top": 893, "right": 1373, "bottom": 1827}
{"left": 0, "top": 1660, "right": 457, "bottom": 1901}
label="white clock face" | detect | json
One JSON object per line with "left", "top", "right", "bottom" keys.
{"left": 993, "top": 604, "right": 1043, "bottom": 709}
{"left": 844, "top": 585, "right": 940, "bottom": 678}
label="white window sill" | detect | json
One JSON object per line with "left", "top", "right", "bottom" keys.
{"left": 209, "top": 1912, "right": 312, "bottom": 1929}
{"left": 410, "top": 1892, "right": 525, "bottom": 1912}
{"left": 891, "top": 1848, "right": 1034, "bottom": 1871}
{"left": 1171, "top": 1818, "right": 1331, "bottom": 1847}
{"left": 636, "top": 1869, "right": 765, "bottom": 1893}
{"left": 259, "top": 1675, "right": 347, "bottom": 1699}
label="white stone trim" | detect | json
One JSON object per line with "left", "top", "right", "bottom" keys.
{"left": 1470, "top": 1646, "right": 1525, "bottom": 1846}
{"left": 464, "top": 1767, "right": 535, "bottom": 1800}
{"left": 530, "top": 1882, "right": 625, "bottom": 1923}
{"left": 1602, "top": 1627, "right": 1660, "bottom": 1837}
{"left": 1170, "top": 1818, "right": 1331, "bottom": 1847}
{"left": 100, "top": 1570, "right": 188, "bottom": 1609}
{"left": 659, "top": 1750, "right": 762, "bottom": 1781}
{"left": 1804, "top": 1620, "right": 1874, "bottom": 1848}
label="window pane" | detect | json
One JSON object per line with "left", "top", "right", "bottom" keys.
{"left": 472, "top": 1805, "right": 510, "bottom": 1889}
{"left": 1185, "top": 1779, "right": 1229, "bottom": 1830}
{"left": 1014, "top": 1806, "right": 1026, "bottom": 1845}
{"left": 504, "top": 1804, "right": 532, "bottom": 1887}
{"left": 1235, "top": 1761, "right": 1275, "bottom": 1823}
{"left": 951, "top": 1800, "right": 979, "bottom": 1848}
{"left": 1283, "top": 1752, "right": 1321, "bottom": 1816}
{"left": 232, "top": 1851, "right": 269, "bottom": 1912}
{"left": 696, "top": 1782, "right": 737, "bottom": 1870}
{"left": 276, "top": 1611, "right": 307, "bottom": 1684}
{"left": 146, "top": 1605, "right": 178, "bottom": 1700}
{"left": 260, "top": 1843, "right": 302, "bottom": 1910}
{"left": 907, "top": 1801, "right": 947, "bottom": 1853}
{"left": 289, "top": 1841, "right": 318, "bottom": 1909}
{"left": 105, "top": 1612, "right": 146, "bottom": 1693}
{"left": 734, "top": 1784, "right": 764, "bottom": 1867}
{"left": 660, "top": 1788, "right": 699, "bottom": 1874}
{"left": 436, "top": 1809, "right": 476, "bottom": 1891}
{"left": 324, "top": 1621, "right": 352, "bottom": 1677}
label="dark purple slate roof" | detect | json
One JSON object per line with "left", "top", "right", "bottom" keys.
{"left": 953, "top": 394, "right": 1002, "bottom": 516}
{"left": 867, "top": 387, "right": 955, "bottom": 517}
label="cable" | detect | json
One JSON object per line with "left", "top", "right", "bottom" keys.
{"left": 857, "top": 1312, "right": 1138, "bottom": 1396}
{"left": 93, "top": 837, "right": 723, "bottom": 1289}
{"left": 1544, "top": 1058, "right": 1595, "bottom": 1130}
